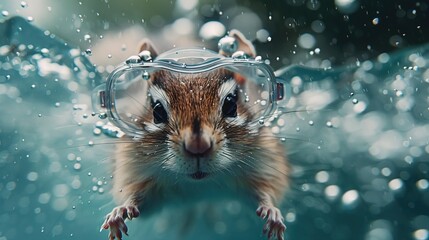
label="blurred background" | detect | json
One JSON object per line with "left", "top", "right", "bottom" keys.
{"left": 1, "top": 0, "right": 428, "bottom": 69}
{"left": 1, "top": 1, "right": 429, "bottom": 240}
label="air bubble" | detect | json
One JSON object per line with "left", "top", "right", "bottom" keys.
{"left": 142, "top": 71, "right": 150, "bottom": 80}
{"left": 88, "top": 141, "right": 94, "bottom": 146}
{"left": 325, "top": 185, "right": 340, "bottom": 200}
{"left": 352, "top": 98, "right": 358, "bottom": 104}
{"left": 21, "top": 1, "right": 28, "bottom": 8}
{"left": 416, "top": 179, "right": 428, "bottom": 190}
{"left": 31, "top": 84, "right": 36, "bottom": 89}
{"left": 2, "top": 11, "right": 9, "bottom": 17}
{"left": 388, "top": 178, "right": 403, "bottom": 191}
{"left": 73, "top": 163, "right": 81, "bottom": 170}
{"left": 27, "top": 16, "right": 34, "bottom": 22}
{"left": 326, "top": 121, "right": 333, "bottom": 128}
{"left": 280, "top": 138, "right": 286, "bottom": 142}
{"left": 84, "top": 34, "right": 91, "bottom": 41}
{"left": 55, "top": 102, "right": 60, "bottom": 107}
{"left": 107, "top": 54, "right": 112, "bottom": 58}
{"left": 372, "top": 18, "right": 379, "bottom": 25}
{"left": 308, "top": 120, "right": 314, "bottom": 126}
{"left": 315, "top": 171, "right": 329, "bottom": 183}
{"left": 414, "top": 229, "right": 428, "bottom": 240}
{"left": 258, "top": 119, "right": 265, "bottom": 125}
{"left": 341, "top": 189, "right": 359, "bottom": 206}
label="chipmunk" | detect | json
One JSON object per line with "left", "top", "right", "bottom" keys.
{"left": 101, "top": 30, "right": 290, "bottom": 240}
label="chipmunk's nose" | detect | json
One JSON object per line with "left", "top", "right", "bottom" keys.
{"left": 184, "top": 132, "right": 212, "bottom": 155}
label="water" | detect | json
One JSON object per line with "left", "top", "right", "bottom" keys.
{"left": 0, "top": 16, "right": 428, "bottom": 240}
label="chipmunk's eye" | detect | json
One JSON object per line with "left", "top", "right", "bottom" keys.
{"left": 222, "top": 92, "right": 238, "bottom": 118}
{"left": 151, "top": 99, "right": 168, "bottom": 124}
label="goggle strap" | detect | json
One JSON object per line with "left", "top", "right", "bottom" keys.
{"left": 276, "top": 82, "right": 284, "bottom": 101}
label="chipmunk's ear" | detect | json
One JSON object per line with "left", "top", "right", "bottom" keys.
{"left": 139, "top": 39, "right": 158, "bottom": 59}
{"left": 221, "top": 29, "right": 256, "bottom": 57}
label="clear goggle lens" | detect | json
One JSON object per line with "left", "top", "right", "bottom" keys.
{"left": 93, "top": 59, "right": 284, "bottom": 136}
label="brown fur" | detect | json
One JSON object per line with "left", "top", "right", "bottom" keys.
{"left": 103, "top": 30, "right": 290, "bottom": 240}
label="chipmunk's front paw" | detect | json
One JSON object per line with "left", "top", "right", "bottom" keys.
{"left": 101, "top": 205, "right": 140, "bottom": 240}
{"left": 256, "top": 205, "right": 286, "bottom": 240}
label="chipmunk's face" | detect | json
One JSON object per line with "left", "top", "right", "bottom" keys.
{"left": 139, "top": 69, "right": 260, "bottom": 180}
{"left": 134, "top": 30, "right": 261, "bottom": 181}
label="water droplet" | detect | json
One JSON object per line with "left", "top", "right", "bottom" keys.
{"left": 352, "top": 98, "right": 358, "bottom": 104}
{"left": 98, "top": 112, "right": 107, "bottom": 119}
{"left": 2, "top": 11, "right": 9, "bottom": 17}
{"left": 31, "top": 84, "right": 36, "bottom": 89}
{"left": 308, "top": 120, "right": 314, "bottom": 126}
{"left": 21, "top": 1, "right": 28, "bottom": 8}
{"left": 99, "top": 35, "right": 104, "bottom": 39}
{"left": 88, "top": 140, "right": 94, "bottom": 146}
{"left": 87, "top": 172, "right": 92, "bottom": 176}
{"left": 372, "top": 18, "right": 379, "bottom": 25}
{"left": 326, "top": 121, "right": 333, "bottom": 128}
{"left": 280, "top": 137, "right": 286, "bottom": 142}
{"left": 72, "top": 205, "right": 76, "bottom": 209}
{"left": 268, "top": 15, "right": 272, "bottom": 20}
{"left": 38, "top": 113, "right": 42, "bottom": 117}
{"left": 258, "top": 119, "right": 265, "bottom": 125}
{"left": 267, "top": 36, "right": 272, "bottom": 42}
{"left": 395, "top": 90, "right": 404, "bottom": 97}
{"left": 84, "top": 34, "right": 91, "bottom": 41}
{"left": 41, "top": 48, "right": 49, "bottom": 54}
{"left": 55, "top": 102, "right": 60, "bottom": 107}
{"left": 142, "top": 71, "right": 150, "bottom": 80}
{"left": 27, "top": 16, "right": 34, "bottom": 22}
{"left": 296, "top": 127, "right": 300, "bottom": 132}
{"left": 107, "top": 54, "right": 112, "bottom": 58}
{"left": 82, "top": 113, "right": 88, "bottom": 119}
{"left": 219, "top": 11, "right": 223, "bottom": 15}
{"left": 93, "top": 128, "right": 102, "bottom": 135}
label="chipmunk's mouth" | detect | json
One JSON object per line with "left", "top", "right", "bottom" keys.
{"left": 189, "top": 171, "right": 208, "bottom": 180}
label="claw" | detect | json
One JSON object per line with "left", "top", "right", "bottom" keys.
{"left": 101, "top": 205, "right": 139, "bottom": 240}
{"left": 257, "top": 205, "right": 286, "bottom": 240}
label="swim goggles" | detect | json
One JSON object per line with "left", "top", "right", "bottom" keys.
{"left": 92, "top": 36, "right": 287, "bottom": 137}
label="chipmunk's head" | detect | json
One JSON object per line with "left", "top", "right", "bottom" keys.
{"left": 109, "top": 31, "right": 279, "bottom": 181}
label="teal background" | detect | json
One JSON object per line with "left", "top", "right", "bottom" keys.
{"left": 0, "top": 1, "right": 428, "bottom": 240}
